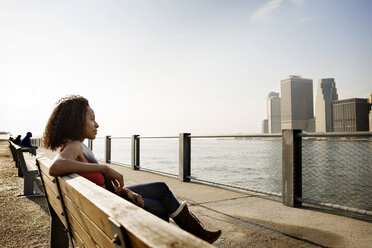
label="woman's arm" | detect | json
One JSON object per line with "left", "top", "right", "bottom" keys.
{"left": 49, "top": 141, "right": 124, "bottom": 189}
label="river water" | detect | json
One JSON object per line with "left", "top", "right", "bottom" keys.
{"left": 91, "top": 137, "right": 372, "bottom": 211}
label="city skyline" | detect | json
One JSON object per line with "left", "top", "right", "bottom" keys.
{"left": 1, "top": 1, "right": 371, "bottom": 137}
{"left": 262, "top": 75, "right": 371, "bottom": 133}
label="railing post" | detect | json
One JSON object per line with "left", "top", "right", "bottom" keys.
{"left": 105, "top": 135, "right": 111, "bottom": 163}
{"left": 131, "top": 135, "right": 140, "bottom": 170}
{"left": 179, "top": 133, "right": 191, "bottom": 182}
{"left": 282, "top": 129, "right": 302, "bottom": 207}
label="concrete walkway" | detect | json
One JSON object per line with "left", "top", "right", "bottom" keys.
{"left": 37, "top": 148, "right": 372, "bottom": 248}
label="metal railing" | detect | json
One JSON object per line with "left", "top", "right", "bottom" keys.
{"left": 138, "top": 136, "right": 179, "bottom": 177}
{"left": 299, "top": 132, "right": 372, "bottom": 216}
{"left": 31, "top": 138, "right": 41, "bottom": 147}
{"left": 189, "top": 134, "right": 282, "bottom": 198}
{"left": 110, "top": 137, "right": 132, "bottom": 166}
{"left": 32, "top": 130, "right": 372, "bottom": 217}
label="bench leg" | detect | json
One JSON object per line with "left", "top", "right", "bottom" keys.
{"left": 33, "top": 180, "right": 44, "bottom": 195}
{"left": 50, "top": 211, "right": 69, "bottom": 248}
{"left": 24, "top": 175, "right": 34, "bottom": 196}
{"left": 18, "top": 166, "right": 23, "bottom": 177}
{"left": 17, "top": 174, "right": 44, "bottom": 197}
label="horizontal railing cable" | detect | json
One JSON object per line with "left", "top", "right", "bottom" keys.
{"left": 187, "top": 176, "right": 282, "bottom": 198}
{"left": 190, "top": 134, "right": 282, "bottom": 139}
{"left": 109, "top": 161, "right": 131, "bottom": 167}
{"left": 140, "top": 167, "right": 178, "bottom": 177}
{"left": 298, "top": 131, "right": 372, "bottom": 138}
{"left": 297, "top": 197, "right": 372, "bottom": 217}
{"left": 138, "top": 136, "right": 178, "bottom": 139}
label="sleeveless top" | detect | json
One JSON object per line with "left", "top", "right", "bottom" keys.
{"left": 60, "top": 142, "right": 105, "bottom": 188}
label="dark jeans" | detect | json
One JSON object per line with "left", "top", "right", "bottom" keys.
{"left": 123, "top": 182, "right": 181, "bottom": 221}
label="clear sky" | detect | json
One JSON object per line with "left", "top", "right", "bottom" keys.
{"left": 1, "top": 0, "right": 371, "bottom": 137}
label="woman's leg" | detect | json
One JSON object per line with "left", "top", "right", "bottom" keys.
{"left": 125, "top": 182, "right": 180, "bottom": 219}
{"left": 141, "top": 197, "right": 170, "bottom": 221}
{"left": 125, "top": 182, "right": 221, "bottom": 243}
{"left": 172, "top": 204, "right": 222, "bottom": 244}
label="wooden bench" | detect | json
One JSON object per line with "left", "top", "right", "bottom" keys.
{"left": 37, "top": 157, "right": 214, "bottom": 248}
{"left": 9, "top": 141, "right": 43, "bottom": 197}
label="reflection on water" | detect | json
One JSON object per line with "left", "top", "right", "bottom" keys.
{"left": 92, "top": 137, "right": 372, "bottom": 211}
{"left": 302, "top": 139, "right": 372, "bottom": 211}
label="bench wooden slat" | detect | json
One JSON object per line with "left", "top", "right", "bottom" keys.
{"left": 39, "top": 170, "right": 59, "bottom": 199}
{"left": 37, "top": 157, "right": 54, "bottom": 182}
{"left": 58, "top": 175, "right": 114, "bottom": 238}
{"left": 44, "top": 184, "right": 66, "bottom": 226}
{"left": 70, "top": 226, "right": 86, "bottom": 248}
{"left": 63, "top": 194, "right": 114, "bottom": 248}
{"left": 68, "top": 213, "right": 100, "bottom": 248}
{"left": 37, "top": 157, "right": 68, "bottom": 228}
{"left": 39, "top": 170, "right": 67, "bottom": 227}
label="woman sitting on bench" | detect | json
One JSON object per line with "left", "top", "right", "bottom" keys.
{"left": 42, "top": 95, "right": 221, "bottom": 244}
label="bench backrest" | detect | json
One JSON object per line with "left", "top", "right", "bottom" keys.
{"left": 9, "top": 141, "right": 25, "bottom": 177}
{"left": 9, "top": 140, "right": 17, "bottom": 162}
{"left": 37, "top": 157, "right": 213, "bottom": 248}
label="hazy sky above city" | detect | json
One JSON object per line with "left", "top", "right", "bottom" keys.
{"left": 1, "top": 0, "right": 371, "bottom": 137}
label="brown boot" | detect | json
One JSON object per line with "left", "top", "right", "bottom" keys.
{"left": 171, "top": 202, "right": 221, "bottom": 243}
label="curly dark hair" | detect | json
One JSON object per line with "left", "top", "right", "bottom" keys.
{"left": 42, "top": 95, "right": 89, "bottom": 150}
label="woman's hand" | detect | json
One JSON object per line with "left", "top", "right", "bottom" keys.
{"left": 127, "top": 190, "right": 144, "bottom": 208}
{"left": 104, "top": 167, "right": 124, "bottom": 191}
{"left": 118, "top": 188, "right": 144, "bottom": 208}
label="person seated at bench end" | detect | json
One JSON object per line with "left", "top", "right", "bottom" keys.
{"left": 20, "top": 132, "right": 37, "bottom": 155}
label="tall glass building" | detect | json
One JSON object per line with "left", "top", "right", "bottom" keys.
{"left": 280, "top": 75, "right": 314, "bottom": 132}
{"left": 315, "top": 78, "right": 338, "bottom": 132}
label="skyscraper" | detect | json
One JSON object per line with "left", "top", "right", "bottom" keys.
{"left": 280, "top": 75, "right": 314, "bottom": 132}
{"left": 261, "top": 119, "right": 268, "bottom": 134}
{"left": 267, "top": 92, "right": 281, "bottom": 133}
{"left": 333, "top": 98, "right": 370, "bottom": 132}
{"left": 315, "top": 78, "right": 338, "bottom": 132}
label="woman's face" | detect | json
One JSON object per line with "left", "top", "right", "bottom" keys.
{"left": 83, "top": 106, "right": 99, "bottom": 140}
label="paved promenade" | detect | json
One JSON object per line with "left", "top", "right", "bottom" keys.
{"left": 37, "top": 148, "right": 372, "bottom": 248}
